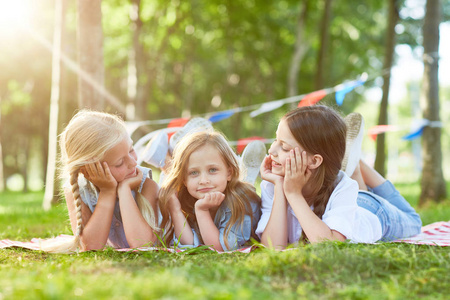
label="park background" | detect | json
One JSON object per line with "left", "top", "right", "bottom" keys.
{"left": 0, "top": 0, "right": 449, "bottom": 299}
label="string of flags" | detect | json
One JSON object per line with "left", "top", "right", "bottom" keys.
{"left": 229, "top": 119, "right": 442, "bottom": 154}
{"left": 126, "top": 73, "right": 369, "bottom": 135}
{"left": 128, "top": 72, "right": 444, "bottom": 159}
{"left": 368, "top": 119, "right": 443, "bottom": 141}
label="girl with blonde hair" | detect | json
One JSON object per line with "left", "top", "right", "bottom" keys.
{"left": 159, "top": 131, "right": 261, "bottom": 251}
{"left": 42, "top": 110, "right": 159, "bottom": 253}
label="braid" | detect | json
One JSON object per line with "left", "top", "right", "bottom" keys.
{"left": 70, "top": 170, "right": 84, "bottom": 248}
{"left": 39, "top": 170, "right": 85, "bottom": 253}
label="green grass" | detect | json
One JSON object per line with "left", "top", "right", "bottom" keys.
{"left": 1, "top": 189, "right": 449, "bottom": 299}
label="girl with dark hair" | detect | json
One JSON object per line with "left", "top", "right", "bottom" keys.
{"left": 256, "top": 105, "right": 421, "bottom": 249}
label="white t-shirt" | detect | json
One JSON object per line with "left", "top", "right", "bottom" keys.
{"left": 255, "top": 171, "right": 382, "bottom": 244}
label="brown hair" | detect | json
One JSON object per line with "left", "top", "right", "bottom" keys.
{"left": 159, "top": 131, "right": 260, "bottom": 249}
{"left": 283, "top": 105, "right": 346, "bottom": 224}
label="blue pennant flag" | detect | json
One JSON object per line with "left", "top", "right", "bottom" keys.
{"left": 335, "top": 79, "right": 365, "bottom": 106}
{"left": 208, "top": 110, "right": 235, "bottom": 123}
{"left": 402, "top": 127, "right": 425, "bottom": 140}
{"left": 402, "top": 120, "right": 429, "bottom": 140}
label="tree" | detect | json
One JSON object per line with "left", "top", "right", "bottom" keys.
{"left": 314, "top": 0, "right": 333, "bottom": 90}
{"left": 287, "top": 0, "right": 310, "bottom": 97}
{"left": 419, "top": 0, "right": 446, "bottom": 205}
{"left": 77, "top": 0, "right": 105, "bottom": 110}
{"left": 0, "top": 95, "right": 4, "bottom": 192}
{"left": 374, "top": 0, "right": 399, "bottom": 177}
{"left": 43, "top": 0, "right": 64, "bottom": 210}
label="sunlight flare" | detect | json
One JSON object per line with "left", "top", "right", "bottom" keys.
{"left": 0, "top": 0, "right": 32, "bottom": 32}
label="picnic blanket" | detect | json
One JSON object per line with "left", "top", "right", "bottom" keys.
{"left": 1, "top": 221, "right": 449, "bottom": 252}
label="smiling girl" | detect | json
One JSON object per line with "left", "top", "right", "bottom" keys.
{"left": 256, "top": 105, "right": 421, "bottom": 248}
{"left": 158, "top": 131, "right": 261, "bottom": 251}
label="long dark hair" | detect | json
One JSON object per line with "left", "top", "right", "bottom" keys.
{"left": 283, "top": 105, "right": 346, "bottom": 221}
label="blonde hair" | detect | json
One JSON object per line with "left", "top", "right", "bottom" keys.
{"left": 159, "top": 131, "right": 261, "bottom": 249}
{"left": 41, "top": 110, "right": 158, "bottom": 253}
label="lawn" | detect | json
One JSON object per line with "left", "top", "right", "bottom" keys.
{"left": 0, "top": 186, "right": 449, "bottom": 299}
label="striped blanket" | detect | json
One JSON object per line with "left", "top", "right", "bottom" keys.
{"left": 1, "top": 221, "right": 449, "bottom": 252}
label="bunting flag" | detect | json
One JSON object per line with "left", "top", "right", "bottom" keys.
{"left": 402, "top": 120, "right": 443, "bottom": 140}
{"left": 123, "top": 72, "right": 445, "bottom": 161}
{"left": 334, "top": 74, "right": 367, "bottom": 106}
{"left": 368, "top": 125, "right": 399, "bottom": 141}
{"left": 250, "top": 100, "right": 285, "bottom": 118}
{"left": 368, "top": 119, "right": 444, "bottom": 141}
{"left": 402, "top": 127, "right": 425, "bottom": 141}
{"left": 235, "top": 136, "right": 267, "bottom": 154}
{"left": 125, "top": 73, "right": 373, "bottom": 133}
{"left": 167, "top": 118, "right": 189, "bottom": 140}
{"left": 168, "top": 118, "right": 189, "bottom": 128}
{"left": 401, "top": 119, "right": 430, "bottom": 140}
{"left": 298, "top": 89, "right": 327, "bottom": 107}
{"left": 209, "top": 110, "right": 235, "bottom": 123}
{"left": 134, "top": 118, "right": 439, "bottom": 165}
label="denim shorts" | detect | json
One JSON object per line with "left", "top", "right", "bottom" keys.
{"left": 357, "top": 180, "right": 422, "bottom": 241}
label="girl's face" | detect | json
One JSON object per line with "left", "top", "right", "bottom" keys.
{"left": 103, "top": 136, "right": 138, "bottom": 183}
{"left": 268, "top": 119, "right": 305, "bottom": 176}
{"left": 184, "top": 144, "right": 231, "bottom": 200}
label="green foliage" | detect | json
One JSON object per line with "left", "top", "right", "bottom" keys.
{"left": 1, "top": 0, "right": 447, "bottom": 193}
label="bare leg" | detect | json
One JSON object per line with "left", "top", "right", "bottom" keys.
{"left": 350, "top": 160, "right": 368, "bottom": 191}
{"left": 359, "top": 160, "right": 386, "bottom": 189}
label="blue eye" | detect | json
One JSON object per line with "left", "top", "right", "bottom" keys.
{"left": 189, "top": 171, "right": 199, "bottom": 176}
{"left": 210, "top": 168, "right": 218, "bottom": 173}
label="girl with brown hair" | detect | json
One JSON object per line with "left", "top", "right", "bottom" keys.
{"left": 256, "top": 105, "right": 421, "bottom": 249}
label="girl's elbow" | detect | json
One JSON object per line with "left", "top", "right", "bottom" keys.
{"left": 81, "top": 238, "right": 106, "bottom": 251}
{"left": 128, "top": 234, "right": 158, "bottom": 248}
{"left": 261, "top": 234, "right": 286, "bottom": 249}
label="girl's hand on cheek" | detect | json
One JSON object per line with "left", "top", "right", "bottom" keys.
{"left": 284, "top": 148, "right": 311, "bottom": 197}
{"left": 195, "top": 192, "right": 225, "bottom": 212}
{"left": 119, "top": 167, "right": 143, "bottom": 190}
{"left": 82, "top": 161, "right": 118, "bottom": 192}
{"left": 260, "top": 156, "right": 283, "bottom": 184}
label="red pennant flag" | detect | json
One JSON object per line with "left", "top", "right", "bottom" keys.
{"left": 236, "top": 136, "right": 265, "bottom": 154}
{"left": 298, "top": 90, "right": 327, "bottom": 107}
{"left": 368, "top": 125, "right": 398, "bottom": 141}
{"left": 168, "top": 118, "right": 189, "bottom": 128}
{"left": 167, "top": 118, "right": 189, "bottom": 140}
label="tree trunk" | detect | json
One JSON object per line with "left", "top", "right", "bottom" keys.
{"left": 77, "top": 0, "right": 104, "bottom": 110}
{"left": 314, "top": 0, "right": 333, "bottom": 90}
{"left": 43, "top": 0, "right": 64, "bottom": 210}
{"left": 0, "top": 96, "right": 4, "bottom": 192}
{"left": 127, "top": 0, "right": 147, "bottom": 121}
{"left": 374, "top": 0, "right": 399, "bottom": 177}
{"left": 287, "top": 0, "right": 309, "bottom": 97}
{"left": 21, "top": 136, "right": 30, "bottom": 193}
{"left": 127, "top": 0, "right": 139, "bottom": 120}
{"left": 419, "top": 0, "right": 446, "bottom": 205}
